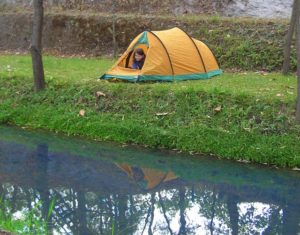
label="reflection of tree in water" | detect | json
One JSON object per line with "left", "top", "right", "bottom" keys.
{"left": 1, "top": 143, "right": 300, "bottom": 234}
{"left": 1, "top": 183, "right": 300, "bottom": 234}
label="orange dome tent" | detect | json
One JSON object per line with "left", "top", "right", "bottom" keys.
{"left": 100, "top": 27, "right": 221, "bottom": 82}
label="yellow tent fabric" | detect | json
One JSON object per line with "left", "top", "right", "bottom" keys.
{"left": 101, "top": 27, "right": 221, "bottom": 82}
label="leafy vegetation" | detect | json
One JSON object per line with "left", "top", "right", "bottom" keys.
{"left": 0, "top": 197, "right": 54, "bottom": 235}
{"left": 0, "top": 55, "right": 300, "bottom": 167}
{"left": 0, "top": 12, "right": 293, "bottom": 71}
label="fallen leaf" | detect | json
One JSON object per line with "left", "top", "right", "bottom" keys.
{"left": 214, "top": 106, "right": 222, "bottom": 112}
{"left": 243, "top": 127, "right": 251, "bottom": 132}
{"left": 79, "top": 109, "right": 85, "bottom": 117}
{"left": 7, "top": 65, "right": 12, "bottom": 72}
{"left": 155, "top": 112, "right": 169, "bottom": 116}
{"left": 95, "top": 91, "right": 106, "bottom": 97}
{"left": 237, "top": 159, "right": 250, "bottom": 163}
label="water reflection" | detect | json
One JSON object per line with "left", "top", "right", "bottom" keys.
{"left": 0, "top": 126, "right": 300, "bottom": 234}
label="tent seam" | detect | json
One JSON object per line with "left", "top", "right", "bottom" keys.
{"left": 177, "top": 27, "right": 207, "bottom": 73}
{"left": 148, "top": 31, "right": 175, "bottom": 77}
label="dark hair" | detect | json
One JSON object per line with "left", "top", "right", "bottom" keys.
{"left": 135, "top": 48, "right": 145, "bottom": 56}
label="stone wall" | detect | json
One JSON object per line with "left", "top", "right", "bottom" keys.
{"left": 224, "top": 0, "right": 292, "bottom": 18}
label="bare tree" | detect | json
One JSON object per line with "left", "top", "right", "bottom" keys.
{"left": 283, "top": 0, "right": 300, "bottom": 123}
{"left": 282, "top": 0, "right": 299, "bottom": 75}
{"left": 31, "top": 0, "right": 45, "bottom": 91}
{"left": 112, "top": 0, "right": 118, "bottom": 58}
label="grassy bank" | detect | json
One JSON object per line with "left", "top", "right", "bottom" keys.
{"left": 0, "top": 55, "right": 300, "bottom": 167}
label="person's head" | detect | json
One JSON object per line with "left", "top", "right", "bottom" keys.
{"left": 134, "top": 48, "right": 145, "bottom": 62}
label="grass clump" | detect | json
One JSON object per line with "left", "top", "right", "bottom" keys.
{"left": 0, "top": 55, "right": 300, "bottom": 167}
{"left": 0, "top": 197, "right": 54, "bottom": 235}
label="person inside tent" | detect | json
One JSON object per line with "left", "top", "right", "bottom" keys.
{"left": 132, "top": 48, "right": 145, "bottom": 70}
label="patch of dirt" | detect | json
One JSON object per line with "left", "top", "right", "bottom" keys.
{"left": 0, "top": 231, "right": 12, "bottom": 235}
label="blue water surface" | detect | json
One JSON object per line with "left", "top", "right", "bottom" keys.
{"left": 0, "top": 126, "right": 299, "bottom": 235}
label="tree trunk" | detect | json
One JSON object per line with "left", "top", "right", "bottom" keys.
{"left": 283, "top": 0, "right": 298, "bottom": 75}
{"left": 31, "top": 0, "right": 45, "bottom": 92}
{"left": 296, "top": 0, "right": 300, "bottom": 123}
{"left": 112, "top": 16, "right": 117, "bottom": 58}
{"left": 112, "top": 0, "right": 118, "bottom": 58}
{"left": 282, "top": 203, "right": 300, "bottom": 235}
{"left": 35, "top": 144, "right": 52, "bottom": 234}
{"left": 178, "top": 186, "right": 187, "bottom": 235}
{"left": 227, "top": 194, "right": 239, "bottom": 235}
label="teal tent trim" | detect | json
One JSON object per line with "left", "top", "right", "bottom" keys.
{"left": 134, "top": 31, "right": 149, "bottom": 48}
{"left": 100, "top": 73, "right": 139, "bottom": 82}
{"left": 100, "top": 69, "right": 222, "bottom": 82}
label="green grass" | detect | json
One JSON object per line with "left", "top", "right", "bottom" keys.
{"left": 0, "top": 197, "right": 53, "bottom": 235}
{"left": 0, "top": 211, "right": 47, "bottom": 235}
{"left": 0, "top": 55, "right": 300, "bottom": 168}
{"left": 0, "top": 55, "right": 296, "bottom": 100}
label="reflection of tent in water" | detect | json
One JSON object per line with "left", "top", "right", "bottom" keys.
{"left": 117, "top": 164, "right": 177, "bottom": 190}
{"left": 101, "top": 27, "right": 221, "bottom": 82}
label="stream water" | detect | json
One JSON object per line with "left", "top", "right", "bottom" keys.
{"left": 0, "top": 126, "right": 300, "bottom": 234}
